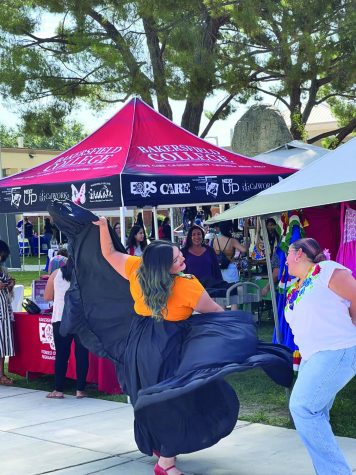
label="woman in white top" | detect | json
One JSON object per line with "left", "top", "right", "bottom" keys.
{"left": 44, "top": 257, "right": 89, "bottom": 399}
{"left": 126, "top": 225, "right": 147, "bottom": 257}
{"left": 285, "top": 238, "right": 356, "bottom": 475}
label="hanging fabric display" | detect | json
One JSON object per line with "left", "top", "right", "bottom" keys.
{"left": 272, "top": 210, "right": 307, "bottom": 370}
{"left": 336, "top": 202, "right": 356, "bottom": 277}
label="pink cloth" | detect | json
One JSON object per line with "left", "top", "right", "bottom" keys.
{"left": 336, "top": 202, "right": 356, "bottom": 277}
{"left": 303, "top": 205, "right": 340, "bottom": 260}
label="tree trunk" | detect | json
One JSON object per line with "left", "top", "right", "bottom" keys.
{"left": 142, "top": 16, "right": 172, "bottom": 119}
{"left": 289, "top": 86, "right": 304, "bottom": 139}
{"left": 181, "top": 7, "right": 227, "bottom": 133}
{"left": 181, "top": 99, "right": 205, "bottom": 135}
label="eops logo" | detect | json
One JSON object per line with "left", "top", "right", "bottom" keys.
{"left": 130, "top": 181, "right": 157, "bottom": 197}
{"left": 222, "top": 178, "right": 240, "bottom": 195}
{"left": 39, "top": 322, "right": 55, "bottom": 350}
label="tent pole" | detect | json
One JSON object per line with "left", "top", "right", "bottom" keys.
{"left": 22, "top": 214, "right": 25, "bottom": 270}
{"left": 153, "top": 207, "right": 159, "bottom": 241}
{"left": 169, "top": 208, "right": 174, "bottom": 242}
{"left": 37, "top": 216, "right": 41, "bottom": 275}
{"left": 120, "top": 207, "right": 126, "bottom": 246}
{"left": 260, "top": 217, "right": 281, "bottom": 343}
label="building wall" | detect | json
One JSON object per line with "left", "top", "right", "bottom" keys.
{"left": 0, "top": 147, "right": 61, "bottom": 177}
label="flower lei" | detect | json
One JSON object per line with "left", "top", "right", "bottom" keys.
{"left": 286, "top": 264, "right": 321, "bottom": 310}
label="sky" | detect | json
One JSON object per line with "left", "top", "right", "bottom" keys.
{"left": 0, "top": 94, "right": 250, "bottom": 147}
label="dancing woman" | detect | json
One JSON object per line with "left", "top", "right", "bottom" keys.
{"left": 94, "top": 217, "right": 222, "bottom": 474}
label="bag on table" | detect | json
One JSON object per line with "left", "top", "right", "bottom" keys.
{"left": 22, "top": 298, "right": 41, "bottom": 314}
{"left": 215, "top": 238, "right": 231, "bottom": 270}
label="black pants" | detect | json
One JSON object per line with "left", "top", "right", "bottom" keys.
{"left": 52, "top": 321, "right": 89, "bottom": 392}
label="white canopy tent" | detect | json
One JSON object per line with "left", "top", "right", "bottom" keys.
{"left": 206, "top": 138, "right": 356, "bottom": 343}
{"left": 207, "top": 138, "right": 356, "bottom": 223}
{"left": 253, "top": 140, "right": 329, "bottom": 170}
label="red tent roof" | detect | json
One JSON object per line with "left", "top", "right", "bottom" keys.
{"left": 0, "top": 98, "right": 295, "bottom": 211}
{"left": 0, "top": 98, "right": 294, "bottom": 186}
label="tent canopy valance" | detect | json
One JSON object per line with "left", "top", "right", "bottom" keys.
{"left": 0, "top": 98, "right": 295, "bottom": 214}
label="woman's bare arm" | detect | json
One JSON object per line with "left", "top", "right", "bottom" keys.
{"left": 44, "top": 270, "right": 57, "bottom": 301}
{"left": 93, "top": 217, "right": 130, "bottom": 279}
{"left": 194, "top": 290, "right": 224, "bottom": 313}
{"left": 232, "top": 238, "right": 246, "bottom": 253}
{"left": 329, "top": 269, "right": 356, "bottom": 325}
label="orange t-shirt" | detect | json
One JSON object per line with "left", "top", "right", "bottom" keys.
{"left": 125, "top": 256, "right": 205, "bottom": 321}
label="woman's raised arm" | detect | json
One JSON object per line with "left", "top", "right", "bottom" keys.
{"left": 93, "top": 217, "right": 130, "bottom": 279}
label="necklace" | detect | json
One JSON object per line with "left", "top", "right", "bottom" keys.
{"left": 295, "top": 264, "right": 314, "bottom": 290}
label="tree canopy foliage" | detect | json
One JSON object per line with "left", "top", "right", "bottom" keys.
{"left": 0, "top": 0, "right": 354, "bottom": 144}
{"left": 0, "top": 115, "right": 87, "bottom": 150}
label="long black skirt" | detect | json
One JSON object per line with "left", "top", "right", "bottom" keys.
{"left": 48, "top": 200, "right": 293, "bottom": 458}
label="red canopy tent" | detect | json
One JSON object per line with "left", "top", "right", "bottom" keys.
{"left": 0, "top": 98, "right": 295, "bottom": 213}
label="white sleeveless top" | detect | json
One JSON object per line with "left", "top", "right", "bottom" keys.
{"left": 51, "top": 270, "right": 70, "bottom": 323}
{"left": 284, "top": 260, "right": 356, "bottom": 360}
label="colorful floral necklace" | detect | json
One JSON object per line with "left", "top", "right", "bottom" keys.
{"left": 286, "top": 264, "right": 321, "bottom": 311}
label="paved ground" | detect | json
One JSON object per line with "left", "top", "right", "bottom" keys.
{"left": 0, "top": 386, "right": 355, "bottom": 475}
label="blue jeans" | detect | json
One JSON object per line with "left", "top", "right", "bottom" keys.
{"left": 289, "top": 346, "right": 356, "bottom": 475}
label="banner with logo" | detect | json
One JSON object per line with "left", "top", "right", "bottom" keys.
{"left": 122, "top": 174, "right": 282, "bottom": 207}
{"left": 0, "top": 176, "right": 121, "bottom": 213}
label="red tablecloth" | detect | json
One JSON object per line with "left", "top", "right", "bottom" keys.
{"left": 8, "top": 312, "right": 123, "bottom": 395}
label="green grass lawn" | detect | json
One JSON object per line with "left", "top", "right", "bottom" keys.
{"left": 6, "top": 272, "right": 356, "bottom": 438}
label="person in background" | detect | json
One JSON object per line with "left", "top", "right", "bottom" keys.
{"left": 160, "top": 217, "right": 171, "bottom": 241}
{"left": 43, "top": 217, "right": 54, "bottom": 249}
{"left": 113, "top": 222, "right": 121, "bottom": 238}
{"left": 44, "top": 257, "right": 89, "bottom": 399}
{"left": 266, "top": 218, "right": 278, "bottom": 258}
{"left": 93, "top": 216, "right": 223, "bottom": 475}
{"left": 48, "top": 248, "right": 68, "bottom": 275}
{"left": 181, "top": 224, "right": 223, "bottom": 288}
{"left": 261, "top": 251, "right": 280, "bottom": 297}
{"left": 285, "top": 237, "right": 356, "bottom": 475}
{"left": 126, "top": 225, "right": 147, "bottom": 257}
{"left": 0, "top": 240, "right": 15, "bottom": 386}
{"left": 213, "top": 220, "right": 246, "bottom": 284}
{"left": 24, "top": 217, "right": 35, "bottom": 255}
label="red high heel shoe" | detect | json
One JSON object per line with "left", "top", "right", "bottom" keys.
{"left": 153, "top": 463, "right": 184, "bottom": 475}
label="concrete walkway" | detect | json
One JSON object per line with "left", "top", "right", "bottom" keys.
{"left": 0, "top": 386, "right": 355, "bottom": 475}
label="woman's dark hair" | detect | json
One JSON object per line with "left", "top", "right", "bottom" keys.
{"left": 113, "top": 222, "right": 120, "bottom": 230}
{"left": 126, "top": 225, "right": 147, "bottom": 251}
{"left": 60, "top": 256, "right": 74, "bottom": 282}
{"left": 182, "top": 225, "right": 205, "bottom": 251}
{"left": 0, "top": 240, "right": 10, "bottom": 263}
{"left": 266, "top": 218, "right": 277, "bottom": 226}
{"left": 292, "top": 238, "right": 326, "bottom": 263}
{"left": 162, "top": 217, "right": 170, "bottom": 225}
{"left": 137, "top": 240, "right": 177, "bottom": 321}
{"left": 217, "top": 220, "right": 233, "bottom": 238}
{"left": 57, "top": 248, "right": 68, "bottom": 258}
